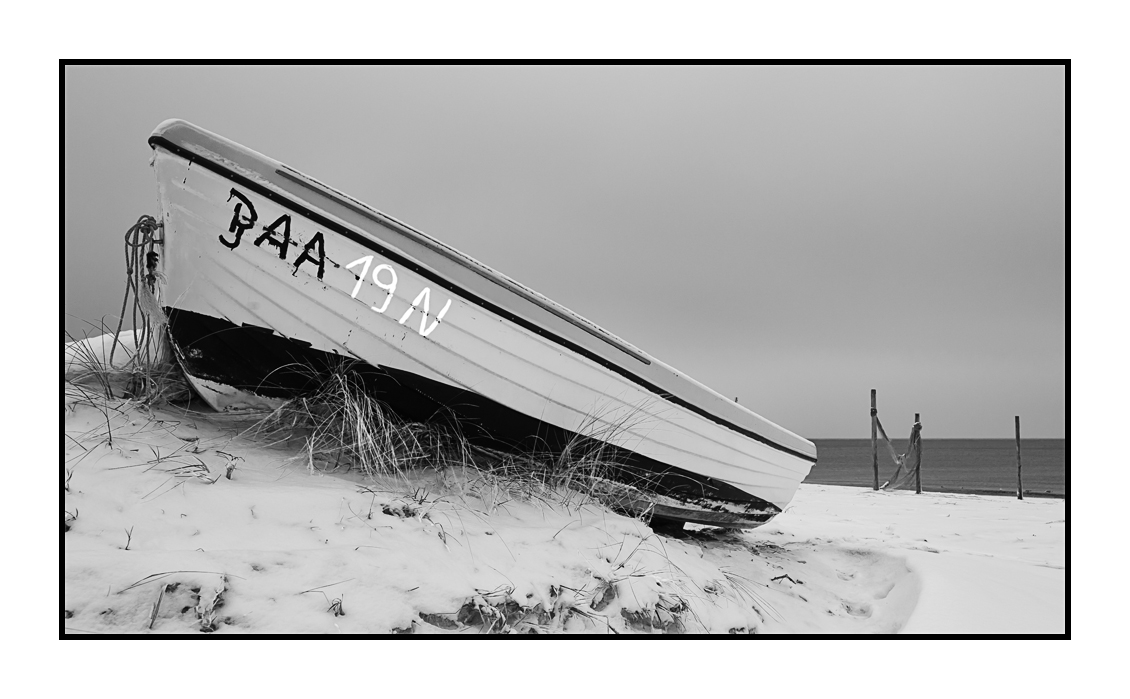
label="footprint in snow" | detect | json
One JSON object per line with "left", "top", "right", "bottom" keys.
{"left": 842, "top": 601, "right": 872, "bottom": 618}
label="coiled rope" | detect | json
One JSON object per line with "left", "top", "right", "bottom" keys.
{"left": 109, "top": 215, "right": 165, "bottom": 370}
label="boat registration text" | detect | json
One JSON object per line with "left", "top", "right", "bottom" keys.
{"left": 218, "top": 187, "right": 453, "bottom": 340}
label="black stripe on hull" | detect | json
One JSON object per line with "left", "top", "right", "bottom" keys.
{"left": 165, "top": 307, "right": 781, "bottom": 526}
{"left": 149, "top": 135, "right": 816, "bottom": 466}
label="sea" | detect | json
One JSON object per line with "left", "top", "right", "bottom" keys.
{"left": 805, "top": 439, "right": 1067, "bottom": 498}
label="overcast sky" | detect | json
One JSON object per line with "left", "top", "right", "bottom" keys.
{"left": 63, "top": 65, "right": 1064, "bottom": 438}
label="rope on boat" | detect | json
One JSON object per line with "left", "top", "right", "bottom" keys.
{"left": 108, "top": 215, "right": 165, "bottom": 371}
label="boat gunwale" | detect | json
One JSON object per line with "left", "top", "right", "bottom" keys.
{"left": 149, "top": 131, "right": 817, "bottom": 465}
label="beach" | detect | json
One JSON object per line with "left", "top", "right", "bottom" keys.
{"left": 64, "top": 359, "right": 1065, "bottom": 635}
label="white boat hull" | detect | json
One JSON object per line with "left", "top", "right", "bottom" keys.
{"left": 148, "top": 120, "right": 817, "bottom": 521}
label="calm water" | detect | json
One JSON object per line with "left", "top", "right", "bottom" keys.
{"left": 806, "top": 439, "right": 1066, "bottom": 497}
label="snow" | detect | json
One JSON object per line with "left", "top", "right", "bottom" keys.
{"left": 762, "top": 485, "right": 1065, "bottom": 634}
{"left": 63, "top": 362, "right": 1065, "bottom": 635}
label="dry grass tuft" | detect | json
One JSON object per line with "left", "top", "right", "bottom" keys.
{"left": 242, "top": 367, "right": 472, "bottom": 480}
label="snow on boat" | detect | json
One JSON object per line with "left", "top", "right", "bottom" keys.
{"left": 147, "top": 119, "right": 817, "bottom": 527}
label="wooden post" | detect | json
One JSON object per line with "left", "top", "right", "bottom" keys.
{"left": 914, "top": 413, "right": 922, "bottom": 494}
{"left": 871, "top": 389, "right": 878, "bottom": 490}
{"left": 1015, "top": 415, "right": 1023, "bottom": 500}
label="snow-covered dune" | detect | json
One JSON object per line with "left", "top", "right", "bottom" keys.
{"left": 63, "top": 377, "right": 1065, "bottom": 635}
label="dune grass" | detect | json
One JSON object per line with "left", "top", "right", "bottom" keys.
{"left": 238, "top": 362, "right": 659, "bottom": 521}
{"left": 64, "top": 318, "right": 189, "bottom": 406}
{"left": 242, "top": 368, "right": 471, "bottom": 479}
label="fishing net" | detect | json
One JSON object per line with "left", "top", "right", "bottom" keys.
{"left": 875, "top": 414, "right": 922, "bottom": 491}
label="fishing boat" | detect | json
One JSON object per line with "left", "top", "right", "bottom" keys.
{"left": 147, "top": 119, "right": 817, "bottom": 528}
